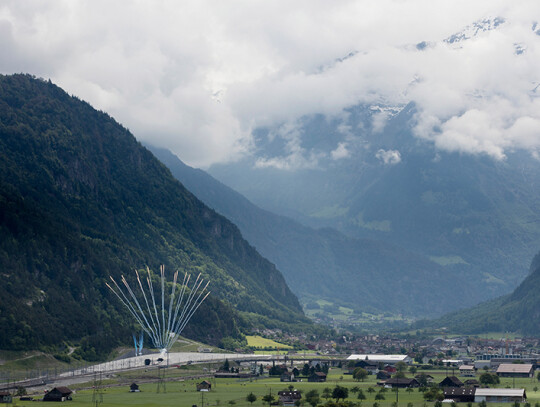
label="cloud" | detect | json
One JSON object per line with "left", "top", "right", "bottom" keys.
{"left": 331, "top": 142, "right": 350, "bottom": 160}
{"left": 376, "top": 149, "right": 402, "bottom": 165}
{"left": 1, "top": 0, "right": 540, "bottom": 166}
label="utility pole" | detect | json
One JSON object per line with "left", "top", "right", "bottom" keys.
{"left": 91, "top": 371, "right": 103, "bottom": 407}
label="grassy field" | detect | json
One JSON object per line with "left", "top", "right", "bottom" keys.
{"left": 246, "top": 336, "right": 292, "bottom": 349}
{"left": 9, "top": 366, "right": 540, "bottom": 407}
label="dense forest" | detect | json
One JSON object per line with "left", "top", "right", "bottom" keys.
{"left": 0, "top": 74, "right": 313, "bottom": 359}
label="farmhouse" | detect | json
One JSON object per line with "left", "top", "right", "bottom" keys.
{"left": 43, "top": 387, "right": 73, "bottom": 402}
{"left": 439, "top": 376, "right": 463, "bottom": 388}
{"left": 474, "top": 388, "right": 526, "bottom": 403}
{"left": 496, "top": 363, "right": 534, "bottom": 378}
{"left": 377, "top": 371, "right": 391, "bottom": 380}
{"left": 308, "top": 372, "right": 327, "bottom": 382}
{"left": 281, "top": 371, "right": 295, "bottom": 382}
{"left": 443, "top": 387, "right": 475, "bottom": 403}
{"left": 415, "top": 373, "right": 434, "bottom": 385}
{"left": 196, "top": 381, "right": 212, "bottom": 391}
{"left": 129, "top": 383, "right": 140, "bottom": 392}
{"left": 278, "top": 390, "right": 301, "bottom": 406}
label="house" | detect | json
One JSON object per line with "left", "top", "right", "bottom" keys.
{"left": 308, "top": 372, "right": 327, "bottom": 382}
{"left": 439, "top": 376, "right": 463, "bottom": 388}
{"left": 443, "top": 387, "right": 476, "bottom": 403}
{"left": 129, "top": 383, "right": 140, "bottom": 392}
{"left": 383, "top": 378, "right": 420, "bottom": 388}
{"left": 43, "top": 387, "right": 73, "bottom": 402}
{"left": 281, "top": 371, "right": 295, "bottom": 382}
{"left": 459, "top": 365, "right": 475, "bottom": 377}
{"left": 278, "top": 391, "right": 301, "bottom": 406}
{"left": 415, "top": 374, "right": 434, "bottom": 385}
{"left": 474, "top": 388, "right": 526, "bottom": 403}
{"left": 496, "top": 364, "right": 534, "bottom": 378}
{"left": 196, "top": 381, "right": 212, "bottom": 391}
{"left": 0, "top": 392, "right": 12, "bottom": 404}
{"left": 377, "top": 371, "right": 391, "bottom": 380}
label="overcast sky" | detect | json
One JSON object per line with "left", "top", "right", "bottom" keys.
{"left": 1, "top": 0, "right": 540, "bottom": 167}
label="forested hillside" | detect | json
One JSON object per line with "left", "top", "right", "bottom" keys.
{"left": 0, "top": 74, "right": 309, "bottom": 357}
{"left": 150, "top": 146, "right": 468, "bottom": 317}
{"left": 416, "top": 249, "right": 540, "bottom": 335}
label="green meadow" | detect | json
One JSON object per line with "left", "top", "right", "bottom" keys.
{"left": 10, "top": 366, "right": 540, "bottom": 407}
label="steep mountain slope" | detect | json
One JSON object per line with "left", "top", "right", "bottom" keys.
{"left": 418, "top": 249, "right": 540, "bottom": 336}
{"left": 150, "top": 146, "right": 472, "bottom": 317}
{"left": 209, "top": 102, "right": 540, "bottom": 303}
{"left": 0, "top": 74, "right": 308, "bottom": 354}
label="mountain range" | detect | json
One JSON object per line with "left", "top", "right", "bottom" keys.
{"left": 0, "top": 74, "right": 311, "bottom": 357}
{"left": 207, "top": 101, "right": 540, "bottom": 313}
{"left": 150, "top": 146, "right": 470, "bottom": 318}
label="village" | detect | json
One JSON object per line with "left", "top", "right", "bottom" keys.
{"left": 1, "top": 332, "right": 539, "bottom": 407}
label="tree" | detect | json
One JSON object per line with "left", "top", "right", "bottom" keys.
{"left": 353, "top": 367, "right": 368, "bottom": 382}
{"left": 246, "top": 392, "right": 257, "bottom": 405}
{"left": 416, "top": 374, "right": 428, "bottom": 387}
{"left": 409, "top": 366, "right": 417, "bottom": 375}
{"left": 367, "top": 387, "right": 375, "bottom": 394}
{"left": 223, "top": 359, "right": 230, "bottom": 372}
{"left": 423, "top": 388, "right": 443, "bottom": 402}
{"left": 332, "top": 386, "right": 349, "bottom": 402}
{"left": 479, "top": 372, "right": 500, "bottom": 386}
{"left": 395, "top": 362, "right": 407, "bottom": 373}
{"left": 537, "top": 371, "right": 540, "bottom": 382}
{"left": 262, "top": 393, "right": 275, "bottom": 407}
{"left": 305, "top": 389, "right": 320, "bottom": 407}
{"left": 375, "top": 393, "right": 385, "bottom": 400}
{"left": 351, "top": 387, "right": 360, "bottom": 394}
{"left": 302, "top": 363, "right": 310, "bottom": 376}
{"left": 357, "top": 390, "right": 366, "bottom": 400}
{"left": 322, "top": 387, "right": 332, "bottom": 400}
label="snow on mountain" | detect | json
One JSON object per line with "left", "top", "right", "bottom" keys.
{"left": 444, "top": 17, "right": 506, "bottom": 44}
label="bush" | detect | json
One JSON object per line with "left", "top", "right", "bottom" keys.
{"left": 53, "top": 353, "right": 71, "bottom": 363}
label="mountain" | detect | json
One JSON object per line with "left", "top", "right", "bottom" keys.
{"left": 208, "top": 101, "right": 540, "bottom": 307}
{"left": 417, "top": 249, "right": 540, "bottom": 336}
{"left": 149, "top": 146, "right": 475, "bottom": 317}
{"left": 0, "top": 74, "right": 309, "bottom": 356}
